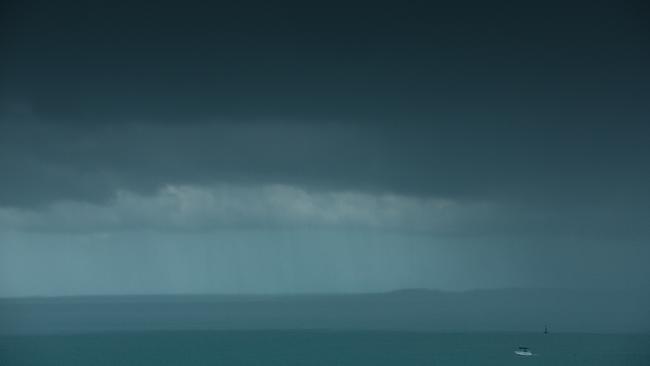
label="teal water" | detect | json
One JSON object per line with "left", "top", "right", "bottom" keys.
{"left": 1, "top": 331, "right": 648, "bottom": 365}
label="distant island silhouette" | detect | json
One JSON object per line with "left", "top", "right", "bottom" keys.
{"left": 1, "top": 288, "right": 648, "bottom": 335}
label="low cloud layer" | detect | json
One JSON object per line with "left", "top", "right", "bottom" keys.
{"left": 2, "top": 111, "right": 649, "bottom": 211}
{"left": 0, "top": 183, "right": 493, "bottom": 233}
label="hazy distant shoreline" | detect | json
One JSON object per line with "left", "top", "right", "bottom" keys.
{"left": 1, "top": 287, "right": 644, "bottom": 301}
{"left": 1, "top": 288, "right": 648, "bottom": 335}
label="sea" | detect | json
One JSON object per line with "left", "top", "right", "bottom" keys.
{"left": 1, "top": 331, "right": 648, "bottom": 366}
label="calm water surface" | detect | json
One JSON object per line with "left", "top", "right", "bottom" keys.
{"left": 1, "top": 331, "right": 648, "bottom": 365}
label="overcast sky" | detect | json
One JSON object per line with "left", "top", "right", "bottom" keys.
{"left": 1, "top": 0, "right": 649, "bottom": 297}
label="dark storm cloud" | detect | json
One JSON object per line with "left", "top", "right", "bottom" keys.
{"left": 1, "top": 114, "right": 648, "bottom": 207}
{"left": 0, "top": 0, "right": 649, "bottom": 237}
{"left": 1, "top": 115, "right": 648, "bottom": 240}
{"left": 2, "top": 0, "right": 649, "bottom": 122}
{"left": 2, "top": 0, "right": 648, "bottom": 201}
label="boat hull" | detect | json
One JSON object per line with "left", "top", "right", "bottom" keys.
{"left": 514, "top": 351, "right": 533, "bottom": 356}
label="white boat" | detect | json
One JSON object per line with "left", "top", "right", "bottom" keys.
{"left": 514, "top": 346, "right": 533, "bottom": 356}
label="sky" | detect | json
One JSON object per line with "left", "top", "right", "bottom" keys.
{"left": 0, "top": 0, "right": 649, "bottom": 297}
